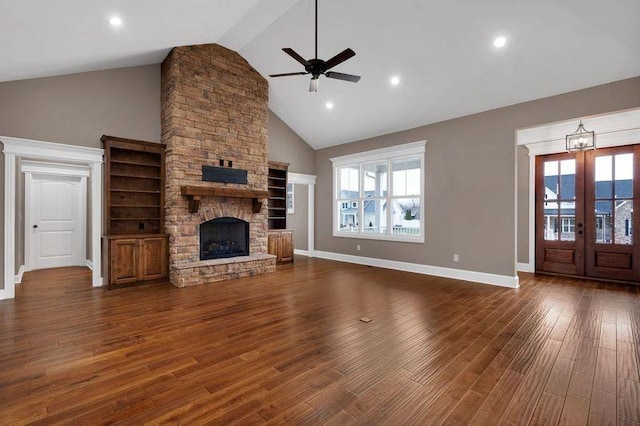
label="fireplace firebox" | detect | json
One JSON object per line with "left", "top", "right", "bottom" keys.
{"left": 200, "top": 217, "right": 249, "bottom": 260}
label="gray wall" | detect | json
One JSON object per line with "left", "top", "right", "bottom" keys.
{"left": 0, "top": 65, "right": 162, "bottom": 290}
{"left": 0, "top": 65, "right": 161, "bottom": 146}
{"left": 269, "top": 109, "right": 315, "bottom": 253}
{"left": 268, "top": 110, "right": 315, "bottom": 174}
{"left": 287, "top": 183, "right": 308, "bottom": 250}
{"left": 316, "top": 77, "right": 640, "bottom": 277}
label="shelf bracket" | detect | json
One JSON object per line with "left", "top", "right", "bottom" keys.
{"left": 252, "top": 199, "right": 263, "bottom": 214}
{"left": 188, "top": 195, "right": 201, "bottom": 214}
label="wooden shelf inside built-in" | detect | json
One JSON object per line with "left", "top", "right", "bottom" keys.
{"left": 180, "top": 186, "right": 269, "bottom": 214}
{"left": 268, "top": 161, "right": 288, "bottom": 230}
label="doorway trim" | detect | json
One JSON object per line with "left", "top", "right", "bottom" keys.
{"left": 288, "top": 172, "right": 316, "bottom": 257}
{"left": 2, "top": 136, "right": 104, "bottom": 299}
{"left": 22, "top": 161, "right": 90, "bottom": 272}
{"left": 516, "top": 107, "right": 640, "bottom": 273}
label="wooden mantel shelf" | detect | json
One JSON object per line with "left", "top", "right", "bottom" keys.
{"left": 181, "top": 186, "right": 269, "bottom": 214}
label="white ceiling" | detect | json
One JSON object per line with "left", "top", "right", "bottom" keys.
{"left": 2, "top": 0, "right": 639, "bottom": 149}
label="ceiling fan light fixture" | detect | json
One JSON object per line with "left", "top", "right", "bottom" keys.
{"left": 309, "top": 77, "right": 319, "bottom": 92}
{"left": 269, "top": 0, "right": 360, "bottom": 93}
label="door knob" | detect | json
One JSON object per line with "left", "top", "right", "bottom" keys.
{"left": 578, "top": 230, "right": 583, "bottom": 235}
{"left": 33, "top": 224, "right": 38, "bottom": 229}
{"left": 577, "top": 223, "right": 583, "bottom": 228}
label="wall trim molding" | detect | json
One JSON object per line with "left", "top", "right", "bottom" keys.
{"left": 85, "top": 259, "right": 94, "bottom": 270}
{"left": 21, "top": 160, "right": 91, "bottom": 177}
{"left": 517, "top": 262, "right": 534, "bottom": 273}
{"left": 288, "top": 172, "right": 316, "bottom": 256}
{"left": 288, "top": 172, "right": 316, "bottom": 185}
{"left": 23, "top": 167, "right": 87, "bottom": 272}
{"left": 313, "top": 250, "right": 520, "bottom": 288}
{"left": 1, "top": 135, "right": 104, "bottom": 299}
{"left": 14, "top": 265, "right": 26, "bottom": 284}
{"left": 293, "top": 249, "right": 310, "bottom": 257}
{"left": 0, "top": 289, "right": 6, "bottom": 300}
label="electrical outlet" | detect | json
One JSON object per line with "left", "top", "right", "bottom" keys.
{"left": 357, "top": 244, "right": 361, "bottom": 251}
{"left": 453, "top": 254, "right": 459, "bottom": 262}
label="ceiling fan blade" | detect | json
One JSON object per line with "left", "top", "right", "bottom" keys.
{"left": 269, "top": 72, "right": 308, "bottom": 77}
{"left": 324, "top": 48, "right": 356, "bottom": 70}
{"left": 282, "top": 48, "right": 309, "bottom": 66}
{"left": 325, "top": 71, "right": 361, "bottom": 83}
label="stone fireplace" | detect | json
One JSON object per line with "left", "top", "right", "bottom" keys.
{"left": 200, "top": 217, "right": 249, "bottom": 260}
{"left": 161, "top": 43, "right": 276, "bottom": 287}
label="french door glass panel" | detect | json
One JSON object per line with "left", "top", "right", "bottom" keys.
{"left": 594, "top": 153, "right": 633, "bottom": 245}
{"left": 543, "top": 159, "right": 576, "bottom": 241}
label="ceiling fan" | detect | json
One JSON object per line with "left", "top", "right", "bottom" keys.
{"left": 269, "top": 0, "right": 361, "bottom": 92}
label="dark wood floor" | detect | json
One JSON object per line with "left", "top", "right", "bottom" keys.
{"left": 1, "top": 257, "right": 639, "bottom": 425}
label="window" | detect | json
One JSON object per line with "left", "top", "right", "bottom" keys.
{"left": 561, "top": 217, "right": 575, "bottom": 233}
{"left": 331, "top": 141, "right": 425, "bottom": 242}
{"left": 286, "top": 183, "right": 294, "bottom": 214}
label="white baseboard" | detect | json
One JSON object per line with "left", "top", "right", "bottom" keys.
{"left": 517, "top": 262, "right": 534, "bottom": 273}
{"left": 0, "top": 289, "right": 6, "bottom": 300}
{"left": 85, "top": 259, "right": 93, "bottom": 270}
{"left": 313, "top": 250, "right": 520, "bottom": 288}
{"left": 14, "top": 265, "right": 26, "bottom": 284}
{"left": 294, "top": 249, "right": 309, "bottom": 257}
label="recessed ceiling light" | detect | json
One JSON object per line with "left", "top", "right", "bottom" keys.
{"left": 493, "top": 36, "right": 507, "bottom": 48}
{"left": 109, "top": 16, "right": 123, "bottom": 26}
{"left": 325, "top": 102, "right": 334, "bottom": 110}
{"left": 390, "top": 76, "right": 400, "bottom": 86}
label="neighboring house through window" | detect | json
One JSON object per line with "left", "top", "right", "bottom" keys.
{"left": 330, "top": 141, "right": 425, "bottom": 242}
{"left": 561, "top": 217, "right": 575, "bottom": 234}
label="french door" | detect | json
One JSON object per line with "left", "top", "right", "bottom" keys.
{"left": 536, "top": 144, "right": 640, "bottom": 283}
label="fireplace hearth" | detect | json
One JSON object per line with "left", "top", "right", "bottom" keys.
{"left": 200, "top": 217, "right": 249, "bottom": 260}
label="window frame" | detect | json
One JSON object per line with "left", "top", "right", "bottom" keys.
{"left": 331, "top": 141, "right": 426, "bottom": 243}
{"left": 561, "top": 216, "right": 575, "bottom": 234}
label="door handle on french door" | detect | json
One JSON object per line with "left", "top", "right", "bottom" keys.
{"left": 577, "top": 223, "right": 583, "bottom": 228}
{"left": 33, "top": 224, "right": 38, "bottom": 229}
{"left": 578, "top": 230, "right": 583, "bottom": 235}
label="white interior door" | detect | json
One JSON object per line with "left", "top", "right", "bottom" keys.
{"left": 27, "top": 173, "right": 85, "bottom": 270}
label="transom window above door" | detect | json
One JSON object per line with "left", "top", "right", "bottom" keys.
{"left": 330, "top": 141, "right": 425, "bottom": 243}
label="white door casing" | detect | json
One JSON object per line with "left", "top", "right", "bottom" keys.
{"left": 2, "top": 137, "right": 104, "bottom": 300}
{"left": 25, "top": 168, "right": 87, "bottom": 270}
{"left": 288, "top": 172, "right": 316, "bottom": 257}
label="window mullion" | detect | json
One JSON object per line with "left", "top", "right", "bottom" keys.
{"left": 359, "top": 163, "right": 364, "bottom": 233}
{"left": 387, "top": 159, "right": 392, "bottom": 235}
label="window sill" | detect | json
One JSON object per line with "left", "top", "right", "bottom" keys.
{"left": 332, "top": 231, "right": 424, "bottom": 243}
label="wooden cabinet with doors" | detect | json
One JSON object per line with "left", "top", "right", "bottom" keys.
{"left": 103, "top": 235, "right": 168, "bottom": 285}
{"left": 101, "top": 135, "right": 168, "bottom": 288}
{"left": 267, "top": 161, "right": 294, "bottom": 264}
{"left": 268, "top": 230, "right": 294, "bottom": 265}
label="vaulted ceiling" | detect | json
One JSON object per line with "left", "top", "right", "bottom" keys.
{"left": 2, "top": 0, "right": 639, "bottom": 149}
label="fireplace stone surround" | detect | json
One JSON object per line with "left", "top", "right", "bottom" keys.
{"left": 161, "top": 43, "right": 276, "bottom": 287}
